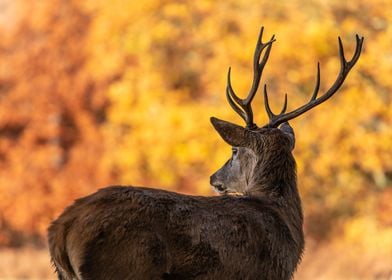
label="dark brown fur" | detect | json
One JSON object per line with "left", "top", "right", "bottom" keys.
{"left": 48, "top": 119, "right": 304, "bottom": 280}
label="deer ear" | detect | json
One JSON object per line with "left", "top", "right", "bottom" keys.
{"left": 280, "top": 122, "right": 295, "bottom": 150}
{"left": 210, "top": 117, "right": 254, "bottom": 147}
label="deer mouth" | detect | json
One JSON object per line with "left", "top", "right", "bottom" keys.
{"left": 210, "top": 176, "right": 226, "bottom": 193}
{"left": 213, "top": 183, "right": 225, "bottom": 192}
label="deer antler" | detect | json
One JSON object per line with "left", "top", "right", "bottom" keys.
{"left": 263, "top": 34, "right": 364, "bottom": 128}
{"left": 226, "top": 26, "right": 276, "bottom": 129}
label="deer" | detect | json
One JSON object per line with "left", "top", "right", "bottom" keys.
{"left": 48, "top": 27, "right": 363, "bottom": 280}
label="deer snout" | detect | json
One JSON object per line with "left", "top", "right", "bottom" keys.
{"left": 210, "top": 174, "right": 225, "bottom": 192}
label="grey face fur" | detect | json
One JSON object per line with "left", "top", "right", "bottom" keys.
{"left": 210, "top": 146, "right": 257, "bottom": 194}
{"left": 210, "top": 117, "right": 295, "bottom": 195}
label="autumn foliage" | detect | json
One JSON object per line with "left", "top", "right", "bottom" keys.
{"left": 0, "top": 0, "right": 391, "bottom": 277}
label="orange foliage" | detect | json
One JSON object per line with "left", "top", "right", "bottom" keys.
{"left": 0, "top": 2, "right": 391, "bottom": 274}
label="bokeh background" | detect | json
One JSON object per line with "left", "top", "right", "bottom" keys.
{"left": 0, "top": 0, "right": 391, "bottom": 279}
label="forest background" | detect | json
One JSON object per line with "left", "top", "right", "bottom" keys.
{"left": 0, "top": 0, "right": 391, "bottom": 279}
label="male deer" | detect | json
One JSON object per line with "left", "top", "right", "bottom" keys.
{"left": 48, "top": 27, "right": 363, "bottom": 280}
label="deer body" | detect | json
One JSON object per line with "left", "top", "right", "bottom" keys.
{"left": 49, "top": 183, "right": 302, "bottom": 279}
{"left": 49, "top": 123, "right": 303, "bottom": 280}
{"left": 48, "top": 27, "right": 363, "bottom": 280}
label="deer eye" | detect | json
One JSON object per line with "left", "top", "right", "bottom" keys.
{"left": 232, "top": 147, "right": 238, "bottom": 157}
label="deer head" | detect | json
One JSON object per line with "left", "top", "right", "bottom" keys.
{"left": 210, "top": 27, "right": 363, "bottom": 196}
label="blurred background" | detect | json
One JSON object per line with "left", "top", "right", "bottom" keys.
{"left": 0, "top": 0, "right": 391, "bottom": 279}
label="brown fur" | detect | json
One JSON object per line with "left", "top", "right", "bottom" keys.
{"left": 48, "top": 119, "right": 304, "bottom": 280}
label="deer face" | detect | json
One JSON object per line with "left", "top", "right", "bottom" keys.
{"left": 210, "top": 117, "right": 295, "bottom": 195}
{"left": 209, "top": 145, "right": 256, "bottom": 194}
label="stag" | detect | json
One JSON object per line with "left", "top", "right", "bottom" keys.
{"left": 48, "top": 27, "right": 363, "bottom": 280}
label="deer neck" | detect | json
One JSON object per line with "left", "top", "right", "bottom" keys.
{"left": 246, "top": 150, "right": 303, "bottom": 237}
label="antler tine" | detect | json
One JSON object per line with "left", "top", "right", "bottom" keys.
{"left": 263, "top": 84, "right": 288, "bottom": 120}
{"left": 226, "top": 69, "right": 248, "bottom": 122}
{"left": 309, "top": 62, "right": 320, "bottom": 101}
{"left": 265, "top": 34, "right": 364, "bottom": 128}
{"left": 226, "top": 26, "right": 276, "bottom": 129}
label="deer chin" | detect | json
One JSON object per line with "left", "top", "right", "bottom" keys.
{"left": 211, "top": 185, "right": 244, "bottom": 196}
{"left": 226, "top": 191, "right": 244, "bottom": 196}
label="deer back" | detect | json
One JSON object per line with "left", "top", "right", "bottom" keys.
{"left": 49, "top": 186, "right": 302, "bottom": 279}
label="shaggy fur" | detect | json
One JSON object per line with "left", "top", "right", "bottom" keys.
{"left": 48, "top": 118, "right": 304, "bottom": 280}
